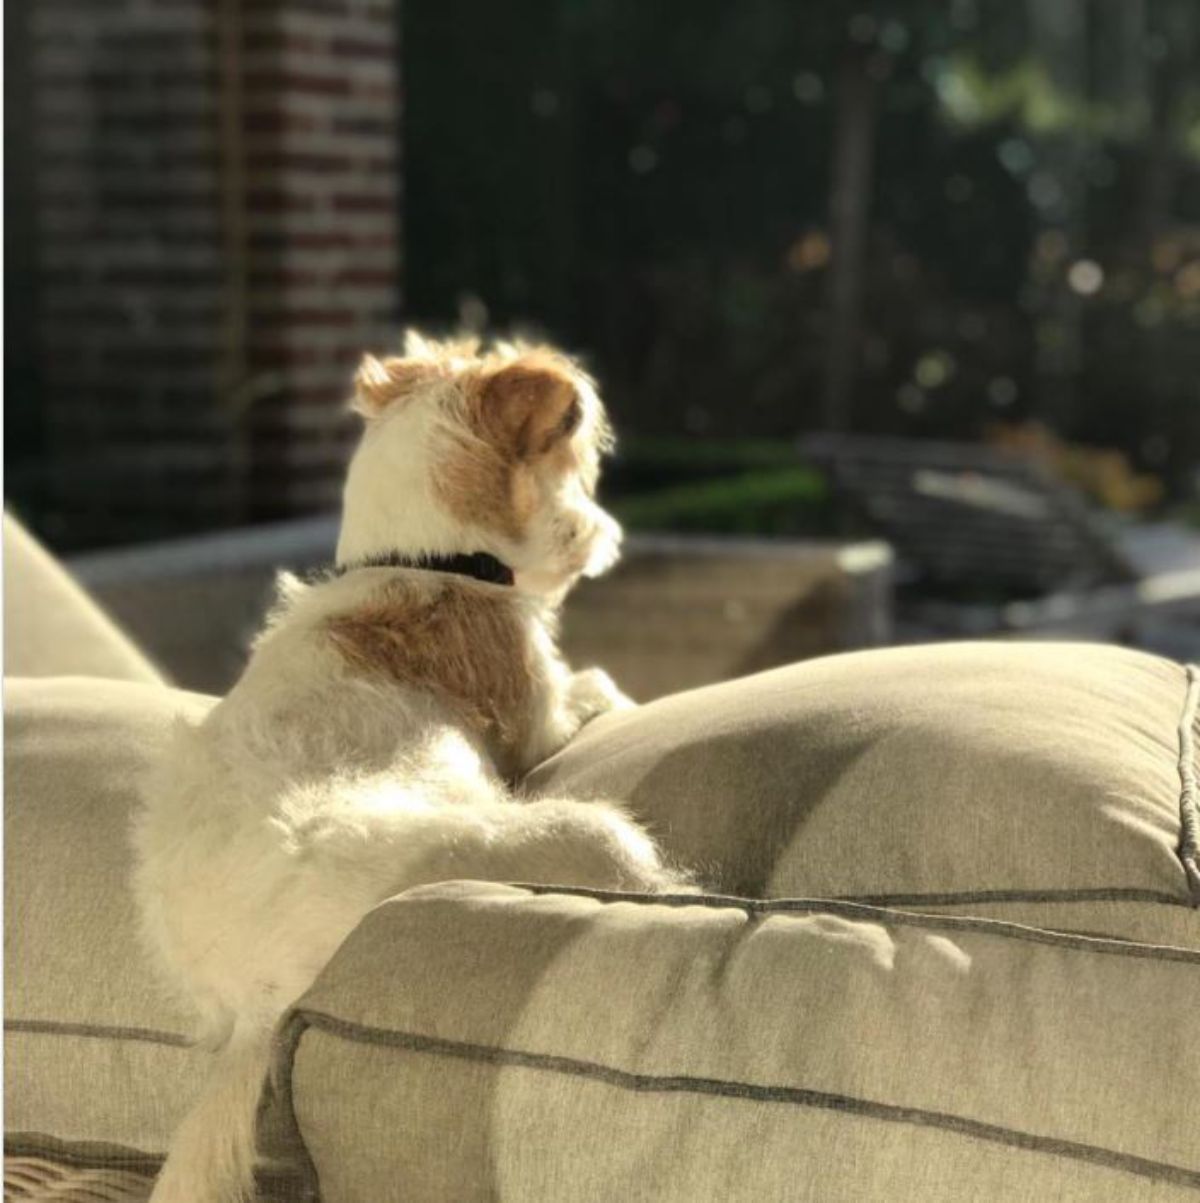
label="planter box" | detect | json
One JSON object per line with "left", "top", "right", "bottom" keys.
{"left": 561, "top": 535, "right": 891, "bottom": 700}
{"left": 70, "top": 518, "right": 893, "bottom": 699}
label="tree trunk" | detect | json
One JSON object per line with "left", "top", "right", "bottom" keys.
{"left": 822, "top": 46, "right": 877, "bottom": 434}
{"left": 1027, "top": 0, "right": 1088, "bottom": 435}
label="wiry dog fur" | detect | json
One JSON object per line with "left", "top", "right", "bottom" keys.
{"left": 134, "top": 332, "right": 688, "bottom": 1202}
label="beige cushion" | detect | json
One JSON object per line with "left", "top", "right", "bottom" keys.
{"left": 3, "top": 514, "right": 164, "bottom": 683}
{"left": 7, "top": 642, "right": 1199, "bottom": 1195}
{"left": 528, "top": 641, "right": 1200, "bottom": 947}
{"left": 4, "top": 678, "right": 212, "bottom": 1158}
{"left": 277, "top": 880, "right": 1200, "bottom": 1202}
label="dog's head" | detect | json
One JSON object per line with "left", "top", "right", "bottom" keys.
{"left": 337, "top": 331, "right": 622, "bottom": 597}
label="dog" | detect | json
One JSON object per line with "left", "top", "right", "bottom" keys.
{"left": 133, "top": 332, "right": 688, "bottom": 1202}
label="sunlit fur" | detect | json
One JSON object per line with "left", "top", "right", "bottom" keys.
{"left": 134, "top": 332, "right": 686, "bottom": 1203}
{"left": 338, "top": 330, "right": 621, "bottom": 597}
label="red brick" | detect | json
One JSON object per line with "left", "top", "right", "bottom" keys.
{"left": 244, "top": 70, "right": 350, "bottom": 97}
{"left": 28, "top": 0, "right": 401, "bottom": 541}
{"left": 328, "top": 37, "right": 393, "bottom": 61}
{"left": 245, "top": 190, "right": 319, "bottom": 213}
{"left": 242, "top": 109, "right": 322, "bottom": 134}
{"left": 331, "top": 193, "right": 395, "bottom": 213}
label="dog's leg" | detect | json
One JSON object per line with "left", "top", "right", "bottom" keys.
{"left": 487, "top": 797, "right": 691, "bottom": 893}
{"left": 519, "top": 667, "right": 636, "bottom": 769}
{"left": 150, "top": 1024, "right": 270, "bottom": 1203}
{"left": 564, "top": 667, "right": 636, "bottom": 725}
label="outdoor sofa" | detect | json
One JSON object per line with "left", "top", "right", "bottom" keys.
{"left": 5, "top": 513, "right": 1199, "bottom": 1201}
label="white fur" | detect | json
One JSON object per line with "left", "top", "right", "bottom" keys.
{"left": 336, "top": 336, "right": 620, "bottom": 590}
{"left": 135, "top": 336, "right": 684, "bottom": 1202}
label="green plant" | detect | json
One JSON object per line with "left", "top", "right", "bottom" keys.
{"left": 612, "top": 466, "right": 829, "bottom": 535}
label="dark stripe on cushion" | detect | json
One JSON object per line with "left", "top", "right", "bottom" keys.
{"left": 4, "top": 1019, "right": 190, "bottom": 1047}
{"left": 833, "top": 887, "right": 1190, "bottom": 908}
{"left": 285, "top": 1009, "right": 1200, "bottom": 1192}
{"left": 1179, "top": 665, "right": 1200, "bottom": 904}
{"left": 4, "top": 1134, "right": 164, "bottom": 1175}
{"left": 514, "top": 885, "right": 1200, "bottom": 964}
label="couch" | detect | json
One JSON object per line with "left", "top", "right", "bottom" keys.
{"left": 5, "top": 513, "right": 1199, "bottom": 1201}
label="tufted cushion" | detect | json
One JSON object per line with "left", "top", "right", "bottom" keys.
{"left": 6, "top": 641, "right": 1198, "bottom": 1199}
{"left": 528, "top": 641, "right": 1200, "bottom": 947}
{"left": 276, "top": 880, "right": 1200, "bottom": 1202}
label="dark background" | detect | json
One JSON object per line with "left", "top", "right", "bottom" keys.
{"left": 405, "top": 0, "right": 1199, "bottom": 488}
{"left": 6, "top": 0, "right": 1200, "bottom": 546}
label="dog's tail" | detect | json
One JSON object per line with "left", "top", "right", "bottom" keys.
{"left": 149, "top": 1026, "right": 270, "bottom": 1203}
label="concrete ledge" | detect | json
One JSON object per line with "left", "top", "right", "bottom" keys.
{"left": 69, "top": 518, "right": 894, "bottom": 698}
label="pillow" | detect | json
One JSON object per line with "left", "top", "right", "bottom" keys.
{"left": 526, "top": 641, "right": 1200, "bottom": 948}
{"left": 276, "top": 880, "right": 1200, "bottom": 1202}
{"left": 3, "top": 514, "right": 165, "bottom": 683}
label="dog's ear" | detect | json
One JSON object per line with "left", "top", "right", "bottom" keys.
{"left": 352, "top": 355, "right": 441, "bottom": 419}
{"left": 477, "top": 353, "right": 582, "bottom": 460}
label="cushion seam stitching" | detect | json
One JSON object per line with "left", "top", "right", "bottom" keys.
{"left": 2, "top": 1018, "right": 189, "bottom": 1047}
{"left": 508, "top": 885, "right": 1200, "bottom": 963}
{"left": 1179, "top": 664, "right": 1200, "bottom": 905}
{"left": 288, "top": 1009, "right": 1200, "bottom": 1191}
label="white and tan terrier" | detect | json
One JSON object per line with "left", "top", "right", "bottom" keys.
{"left": 134, "top": 332, "right": 687, "bottom": 1202}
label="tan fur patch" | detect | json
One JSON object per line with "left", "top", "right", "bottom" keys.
{"left": 352, "top": 354, "right": 447, "bottom": 418}
{"left": 433, "top": 428, "right": 536, "bottom": 542}
{"left": 472, "top": 353, "right": 580, "bottom": 460}
{"left": 325, "top": 581, "right": 534, "bottom": 753}
{"left": 433, "top": 352, "right": 581, "bottom": 540}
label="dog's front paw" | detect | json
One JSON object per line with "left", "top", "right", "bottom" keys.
{"left": 568, "top": 667, "right": 636, "bottom": 725}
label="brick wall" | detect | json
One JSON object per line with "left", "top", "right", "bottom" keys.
{"left": 24, "top": 0, "right": 402, "bottom": 547}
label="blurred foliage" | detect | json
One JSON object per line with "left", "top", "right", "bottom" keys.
{"left": 612, "top": 467, "right": 829, "bottom": 535}
{"left": 406, "top": 0, "right": 1200, "bottom": 511}
{"left": 602, "top": 437, "right": 830, "bottom": 535}
{"left": 613, "top": 436, "right": 804, "bottom": 471}
{"left": 986, "top": 421, "right": 1164, "bottom": 511}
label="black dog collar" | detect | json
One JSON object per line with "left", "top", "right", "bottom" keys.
{"left": 333, "top": 550, "right": 515, "bottom": 587}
